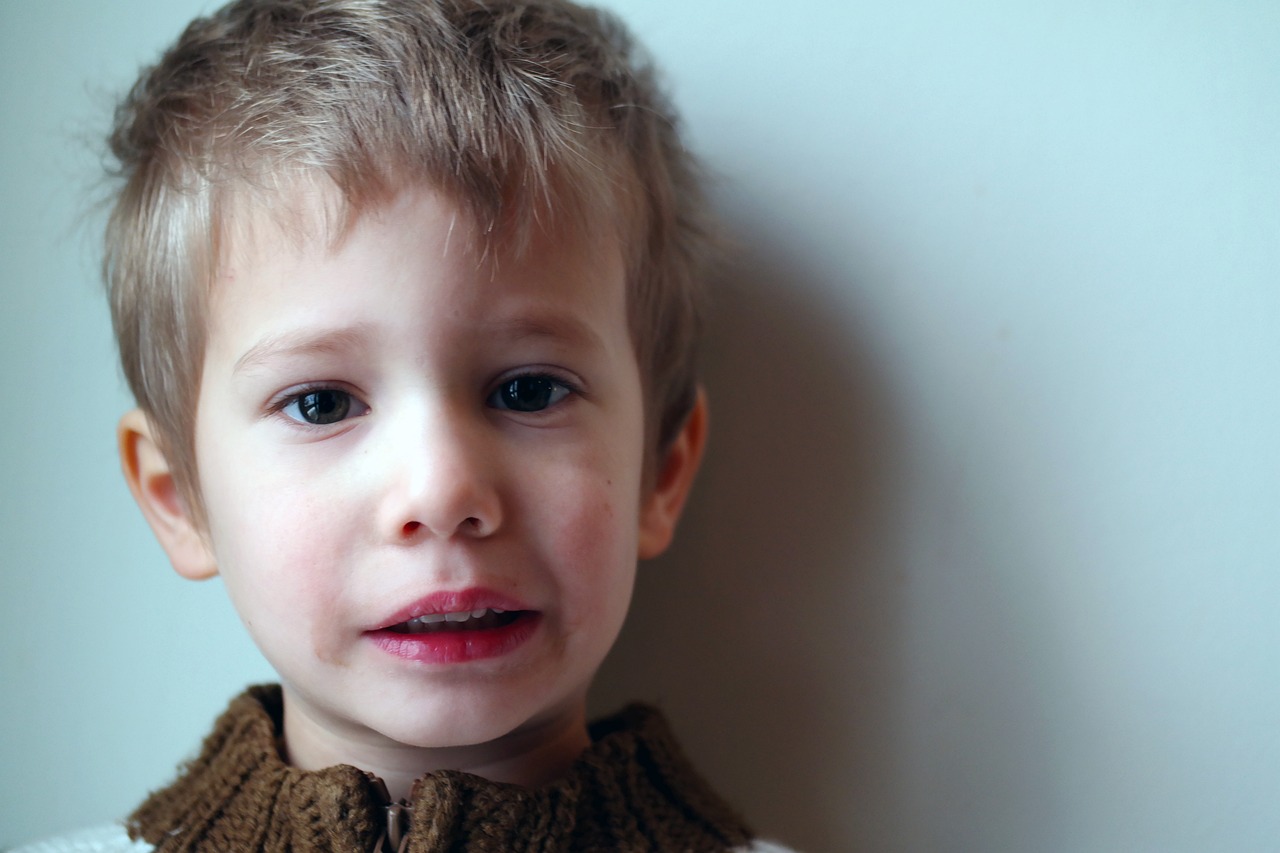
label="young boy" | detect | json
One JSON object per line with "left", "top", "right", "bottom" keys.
{"left": 19, "top": 0, "right": 793, "bottom": 851}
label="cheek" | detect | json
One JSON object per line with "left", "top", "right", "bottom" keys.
{"left": 541, "top": 470, "right": 639, "bottom": 630}
{"left": 200, "top": 471, "right": 353, "bottom": 661}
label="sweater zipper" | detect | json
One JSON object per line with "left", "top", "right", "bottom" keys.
{"left": 369, "top": 774, "right": 412, "bottom": 853}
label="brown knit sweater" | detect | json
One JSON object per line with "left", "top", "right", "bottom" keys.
{"left": 127, "top": 685, "right": 753, "bottom": 852}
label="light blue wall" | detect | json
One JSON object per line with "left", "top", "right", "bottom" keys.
{"left": 2, "top": 1, "right": 1277, "bottom": 849}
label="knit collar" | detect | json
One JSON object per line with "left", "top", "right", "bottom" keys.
{"left": 128, "top": 684, "right": 752, "bottom": 852}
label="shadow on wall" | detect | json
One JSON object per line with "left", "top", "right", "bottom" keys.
{"left": 592, "top": 227, "right": 908, "bottom": 853}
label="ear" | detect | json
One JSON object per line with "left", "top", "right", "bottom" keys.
{"left": 118, "top": 409, "right": 218, "bottom": 580}
{"left": 637, "top": 388, "right": 709, "bottom": 560}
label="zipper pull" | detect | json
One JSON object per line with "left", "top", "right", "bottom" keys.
{"left": 382, "top": 802, "right": 410, "bottom": 853}
{"left": 368, "top": 775, "right": 411, "bottom": 853}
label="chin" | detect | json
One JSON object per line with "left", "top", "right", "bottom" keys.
{"left": 372, "top": 684, "right": 582, "bottom": 750}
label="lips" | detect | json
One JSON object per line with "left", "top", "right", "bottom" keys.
{"left": 367, "top": 589, "right": 540, "bottom": 664}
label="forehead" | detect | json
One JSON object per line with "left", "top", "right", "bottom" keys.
{"left": 218, "top": 161, "right": 637, "bottom": 263}
{"left": 207, "top": 180, "right": 631, "bottom": 356}
{"left": 217, "top": 173, "right": 630, "bottom": 292}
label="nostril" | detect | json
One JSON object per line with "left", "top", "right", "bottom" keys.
{"left": 397, "top": 517, "right": 489, "bottom": 540}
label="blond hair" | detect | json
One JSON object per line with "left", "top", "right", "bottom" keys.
{"left": 106, "top": 0, "right": 711, "bottom": 520}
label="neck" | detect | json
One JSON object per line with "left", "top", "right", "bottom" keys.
{"left": 280, "top": 691, "right": 592, "bottom": 802}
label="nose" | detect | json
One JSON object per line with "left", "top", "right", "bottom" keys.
{"left": 377, "top": 402, "right": 503, "bottom": 543}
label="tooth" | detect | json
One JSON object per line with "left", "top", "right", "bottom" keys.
{"left": 418, "top": 613, "right": 446, "bottom": 624}
{"left": 444, "top": 611, "right": 469, "bottom": 623}
{"left": 471, "top": 609, "right": 487, "bottom": 619}
{"left": 492, "top": 608, "right": 505, "bottom": 614}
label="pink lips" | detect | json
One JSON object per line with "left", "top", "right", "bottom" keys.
{"left": 366, "top": 587, "right": 540, "bottom": 665}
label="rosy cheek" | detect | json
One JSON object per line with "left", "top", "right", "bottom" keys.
{"left": 270, "top": 554, "right": 351, "bottom": 666}
{"left": 555, "top": 489, "right": 637, "bottom": 629}
{"left": 559, "top": 492, "right": 621, "bottom": 562}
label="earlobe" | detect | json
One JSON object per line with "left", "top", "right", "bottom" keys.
{"left": 637, "top": 388, "right": 709, "bottom": 560}
{"left": 118, "top": 409, "right": 218, "bottom": 580}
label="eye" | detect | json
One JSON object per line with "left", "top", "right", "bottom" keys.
{"left": 280, "top": 388, "right": 366, "bottom": 425}
{"left": 488, "top": 375, "right": 572, "bottom": 413}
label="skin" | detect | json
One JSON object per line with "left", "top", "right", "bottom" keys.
{"left": 119, "top": 181, "right": 707, "bottom": 800}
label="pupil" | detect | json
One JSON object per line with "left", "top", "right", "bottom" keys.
{"left": 504, "top": 377, "right": 553, "bottom": 411}
{"left": 301, "top": 390, "right": 348, "bottom": 424}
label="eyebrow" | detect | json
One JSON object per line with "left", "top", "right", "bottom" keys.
{"left": 233, "top": 324, "right": 375, "bottom": 376}
{"left": 231, "top": 312, "right": 608, "bottom": 377}
{"left": 479, "top": 313, "right": 608, "bottom": 353}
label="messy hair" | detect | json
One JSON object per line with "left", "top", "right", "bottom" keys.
{"left": 106, "top": 0, "right": 711, "bottom": 521}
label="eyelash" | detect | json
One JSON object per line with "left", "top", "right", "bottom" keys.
{"left": 486, "top": 372, "right": 577, "bottom": 413}
{"left": 269, "top": 372, "right": 579, "bottom": 428}
{"left": 272, "top": 385, "right": 369, "bottom": 427}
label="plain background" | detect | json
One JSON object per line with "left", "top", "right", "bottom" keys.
{"left": 2, "top": 1, "right": 1277, "bottom": 850}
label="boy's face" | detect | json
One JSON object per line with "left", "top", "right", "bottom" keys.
{"left": 179, "top": 182, "right": 672, "bottom": 761}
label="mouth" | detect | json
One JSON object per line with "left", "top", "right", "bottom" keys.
{"left": 368, "top": 591, "right": 541, "bottom": 664}
{"left": 385, "top": 607, "right": 529, "bottom": 634}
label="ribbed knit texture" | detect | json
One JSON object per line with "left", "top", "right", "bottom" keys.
{"left": 127, "top": 685, "right": 753, "bottom": 852}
